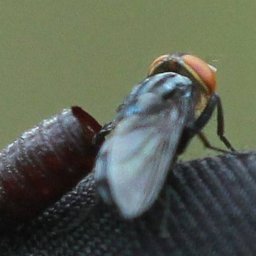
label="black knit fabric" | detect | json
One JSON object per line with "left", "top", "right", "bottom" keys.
{"left": 0, "top": 151, "right": 256, "bottom": 256}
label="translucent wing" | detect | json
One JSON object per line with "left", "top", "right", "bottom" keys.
{"left": 95, "top": 89, "right": 191, "bottom": 219}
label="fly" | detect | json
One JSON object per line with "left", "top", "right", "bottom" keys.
{"left": 94, "top": 53, "right": 235, "bottom": 219}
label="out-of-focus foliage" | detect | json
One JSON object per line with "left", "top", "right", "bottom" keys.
{"left": 0, "top": 1, "right": 255, "bottom": 157}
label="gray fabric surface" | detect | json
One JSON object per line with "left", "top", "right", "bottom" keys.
{"left": 0, "top": 151, "right": 256, "bottom": 256}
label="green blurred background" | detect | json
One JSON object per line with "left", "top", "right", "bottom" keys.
{"left": 0, "top": 1, "right": 255, "bottom": 159}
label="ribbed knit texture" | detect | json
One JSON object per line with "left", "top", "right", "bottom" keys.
{"left": 0, "top": 151, "right": 255, "bottom": 256}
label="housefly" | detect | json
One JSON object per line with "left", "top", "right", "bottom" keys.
{"left": 94, "top": 53, "right": 234, "bottom": 219}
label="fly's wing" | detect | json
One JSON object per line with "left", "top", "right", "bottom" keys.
{"left": 95, "top": 93, "right": 191, "bottom": 219}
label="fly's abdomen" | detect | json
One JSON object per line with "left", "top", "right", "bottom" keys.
{"left": 0, "top": 106, "right": 101, "bottom": 226}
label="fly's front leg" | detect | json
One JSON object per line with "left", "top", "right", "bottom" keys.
{"left": 214, "top": 94, "right": 235, "bottom": 151}
{"left": 188, "top": 93, "right": 235, "bottom": 152}
{"left": 197, "top": 132, "right": 231, "bottom": 154}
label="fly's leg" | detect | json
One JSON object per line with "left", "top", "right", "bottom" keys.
{"left": 188, "top": 93, "right": 235, "bottom": 152}
{"left": 214, "top": 94, "right": 235, "bottom": 151}
{"left": 197, "top": 132, "right": 230, "bottom": 153}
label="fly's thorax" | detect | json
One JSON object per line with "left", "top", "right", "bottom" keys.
{"left": 129, "top": 72, "right": 192, "bottom": 100}
{"left": 114, "top": 73, "right": 193, "bottom": 123}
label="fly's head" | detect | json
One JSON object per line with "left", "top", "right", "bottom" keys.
{"left": 148, "top": 53, "right": 217, "bottom": 116}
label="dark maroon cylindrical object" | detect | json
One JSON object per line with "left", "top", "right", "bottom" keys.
{"left": 0, "top": 106, "right": 101, "bottom": 225}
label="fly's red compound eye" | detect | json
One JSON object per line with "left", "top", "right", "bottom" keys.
{"left": 182, "top": 54, "right": 217, "bottom": 93}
